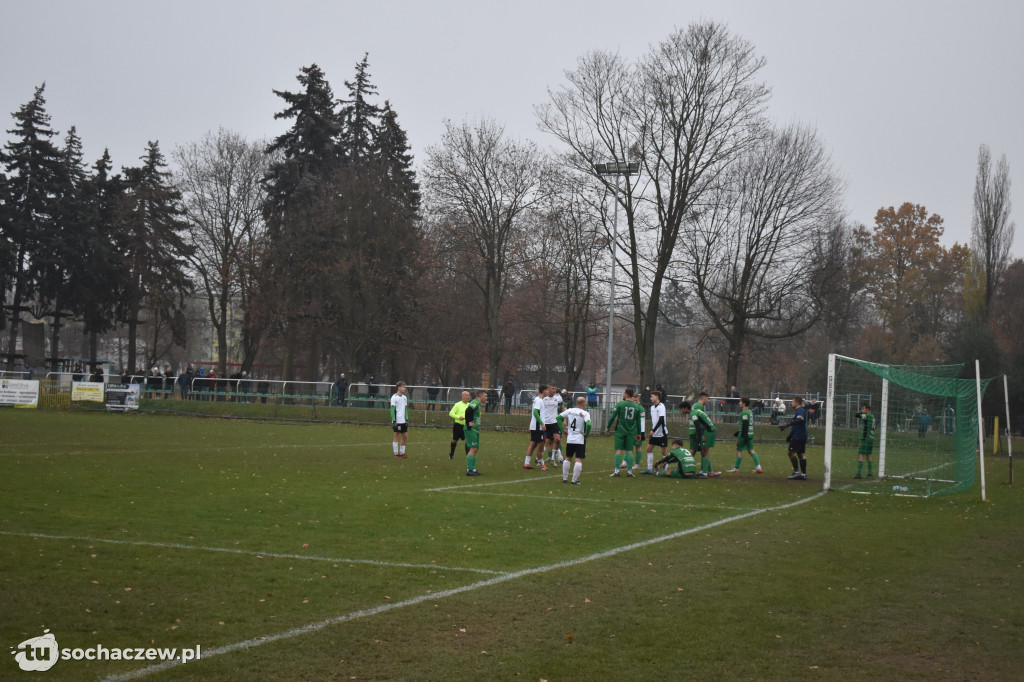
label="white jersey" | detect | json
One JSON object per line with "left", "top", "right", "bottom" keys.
{"left": 541, "top": 393, "right": 564, "bottom": 424}
{"left": 649, "top": 403, "right": 667, "bottom": 437}
{"left": 561, "top": 407, "right": 591, "bottom": 445}
{"left": 530, "top": 395, "right": 545, "bottom": 430}
{"left": 390, "top": 393, "right": 408, "bottom": 424}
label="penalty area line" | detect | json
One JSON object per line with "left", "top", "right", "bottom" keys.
{"left": 0, "top": 530, "right": 503, "bottom": 576}
{"left": 423, "top": 474, "right": 562, "bottom": 492}
{"left": 99, "top": 489, "right": 827, "bottom": 681}
{"left": 451, "top": 490, "right": 754, "bottom": 511}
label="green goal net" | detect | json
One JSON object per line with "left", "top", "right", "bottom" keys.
{"left": 823, "top": 355, "right": 994, "bottom": 497}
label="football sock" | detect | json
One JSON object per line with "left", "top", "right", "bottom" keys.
{"left": 625, "top": 452, "right": 635, "bottom": 468}
{"left": 867, "top": 461, "right": 873, "bottom": 475}
{"left": 799, "top": 458, "right": 807, "bottom": 474}
{"left": 734, "top": 456, "right": 743, "bottom": 469}
{"left": 572, "top": 461, "right": 582, "bottom": 483}
{"left": 562, "top": 459, "right": 570, "bottom": 480}
{"left": 392, "top": 442, "right": 398, "bottom": 455}
{"left": 400, "top": 445, "right": 405, "bottom": 456}
{"left": 751, "top": 452, "right": 761, "bottom": 468}
{"left": 857, "top": 461, "right": 864, "bottom": 476}
{"left": 789, "top": 454, "right": 799, "bottom": 471}
{"left": 524, "top": 454, "right": 532, "bottom": 466}
{"left": 647, "top": 453, "right": 654, "bottom": 470}
{"left": 614, "top": 454, "right": 623, "bottom": 470}
{"left": 450, "top": 441, "right": 457, "bottom": 456}
{"left": 466, "top": 454, "right": 477, "bottom": 471}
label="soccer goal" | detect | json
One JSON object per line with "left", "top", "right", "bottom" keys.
{"left": 823, "top": 354, "right": 994, "bottom": 498}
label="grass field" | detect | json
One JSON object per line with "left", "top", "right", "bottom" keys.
{"left": 1, "top": 410, "right": 1021, "bottom": 681}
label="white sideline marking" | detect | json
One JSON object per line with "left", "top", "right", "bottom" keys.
{"left": 452, "top": 490, "right": 753, "bottom": 511}
{"left": 0, "top": 442, "right": 400, "bottom": 457}
{"left": 99, "top": 490, "right": 827, "bottom": 681}
{"left": 0, "top": 530, "right": 503, "bottom": 576}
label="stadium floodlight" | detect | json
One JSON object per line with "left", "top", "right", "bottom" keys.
{"left": 595, "top": 160, "right": 639, "bottom": 415}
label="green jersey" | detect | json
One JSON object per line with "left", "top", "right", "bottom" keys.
{"left": 607, "top": 400, "right": 642, "bottom": 436}
{"left": 464, "top": 399, "right": 482, "bottom": 431}
{"left": 690, "top": 402, "right": 716, "bottom": 437}
{"left": 858, "top": 412, "right": 874, "bottom": 441}
{"left": 739, "top": 408, "right": 754, "bottom": 439}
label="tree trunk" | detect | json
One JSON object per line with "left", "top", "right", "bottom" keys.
{"left": 6, "top": 259, "right": 26, "bottom": 369}
{"left": 725, "top": 319, "right": 746, "bottom": 392}
{"left": 89, "top": 329, "right": 98, "bottom": 373}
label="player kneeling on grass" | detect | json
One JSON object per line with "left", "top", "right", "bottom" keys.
{"left": 390, "top": 381, "right": 409, "bottom": 458}
{"left": 463, "top": 390, "right": 487, "bottom": 476}
{"left": 653, "top": 439, "right": 697, "bottom": 478}
{"left": 557, "top": 396, "right": 591, "bottom": 484}
{"left": 727, "top": 397, "right": 763, "bottom": 473}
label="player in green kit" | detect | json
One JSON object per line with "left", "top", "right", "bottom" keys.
{"left": 463, "top": 390, "right": 487, "bottom": 476}
{"left": 654, "top": 439, "right": 697, "bottom": 478}
{"left": 606, "top": 388, "right": 641, "bottom": 478}
{"left": 692, "top": 392, "right": 720, "bottom": 477}
{"left": 855, "top": 402, "right": 875, "bottom": 478}
{"left": 727, "top": 397, "right": 763, "bottom": 473}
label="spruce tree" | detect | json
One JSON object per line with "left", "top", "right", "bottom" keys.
{"left": 35, "top": 126, "right": 91, "bottom": 368}
{"left": 116, "top": 141, "right": 191, "bottom": 372}
{"left": 374, "top": 100, "right": 420, "bottom": 215}
{"left": 77, "top": 150, "right": 124, "bottom": 371}
{"left": 262, "top": 64, "right": 344, "bottom": 380}
{"left": 1, "top": 84, "right": 63, "bottom": 369}
{"left": 338, "top": 54, "right": 382, "bottom": 165}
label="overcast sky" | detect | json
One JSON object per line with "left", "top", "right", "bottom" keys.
{"left": 3, "top": 0, "right": 1021, "bottom": 256}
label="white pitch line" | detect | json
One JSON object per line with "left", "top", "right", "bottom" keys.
{"left": 0, "top": 441, "right": 404, "bottom": 457}
{"left": 423, "top": 474, "right": 561, "bottom": 492}
{"left": 0, "top": 530, "right": 504, "bottom": 576}
{"left": 99, "top": 490, "right": 827, "bottom": 682}
{"left": 452, "top": 490, "right": 754, "bottom": 511}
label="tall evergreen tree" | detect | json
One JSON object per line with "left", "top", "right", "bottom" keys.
{"left": 116, "top": 141, "right": 191, "bottom": 372}
{"left": 338, "top": 54, "right": 382, "bottom": 165}
{"left": 262, "top": 64, "right": 343, "bottom": 380}
{"left": 1, "top": 84, "right": 64, "bottom": 369}
{"left": 374, "top": 100, "right": 420, "bottom": 214}
{"left": 35, "top": 126, "right": 91, "bottom": 368}
{"left": 76, "top": 150, "right": 125, "bottom": 370}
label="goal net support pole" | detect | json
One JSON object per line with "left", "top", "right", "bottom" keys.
{"left": 976, "top": 360, "right": 987, "bottom": 502}
{"left": 823, "top": 353, "right": 836, "bottom": 492}
{"left": 879, "top": 378, "right": 889, "bottom": 479}
{"left": 1005, "top": 374, "right": 1013, "bottom": 485}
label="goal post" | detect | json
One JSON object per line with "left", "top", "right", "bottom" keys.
{"left": 823, "top": 354, "right": 996, "bottom": 498}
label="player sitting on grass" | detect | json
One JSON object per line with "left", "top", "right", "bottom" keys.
{"left": 557, "top": 396, "right": 591, "bottom": 484}
{"left": 653, "top": 439, "right": 697, "bottom": 478}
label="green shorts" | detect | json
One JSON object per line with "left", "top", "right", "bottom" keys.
{"left": 703, "top": 431, "right": 716, "bottom": 448}
{"left": 689, "top": 436, "right": 701, "bottom": 452}
{"left": 736, "top": 436, "right": 754, "bottom": 452}
{"left": 614, "top": 431, "right": 637, "bottom": 451}
{"left": 465, "top": 429, "right": 480, "bottom": 449}
{"left": 858, "top": 439, "right": 873, "bottom": 456}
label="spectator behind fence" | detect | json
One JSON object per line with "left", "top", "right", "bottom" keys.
{"left": 427, "top": 379, "right": 440, "bottom": 411}
{"left": 502, "top": 381, "right": 515, "bottom": 414}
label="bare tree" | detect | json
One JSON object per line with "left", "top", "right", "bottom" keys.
{"left": 174, "top": 128, "right": 269, "bottom": 376}
{"left": 680, "top": 122, "right": 843, "bottom": 388}
{"left": 971, "top": 144, "right": 1015, "bottom": 317}
{"left": 539, "top": 22, "right": 771, "bottom": 387}
{"left": 422, "top": 118, "right": 547, "bottom": 383}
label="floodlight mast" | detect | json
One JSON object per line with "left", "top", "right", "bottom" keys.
{"left": 594, "top": 161, "right": 639, "bottom": 417}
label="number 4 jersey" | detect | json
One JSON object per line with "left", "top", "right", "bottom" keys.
{"left": 560, "top": 407, "right": 592, "bottom": 444}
